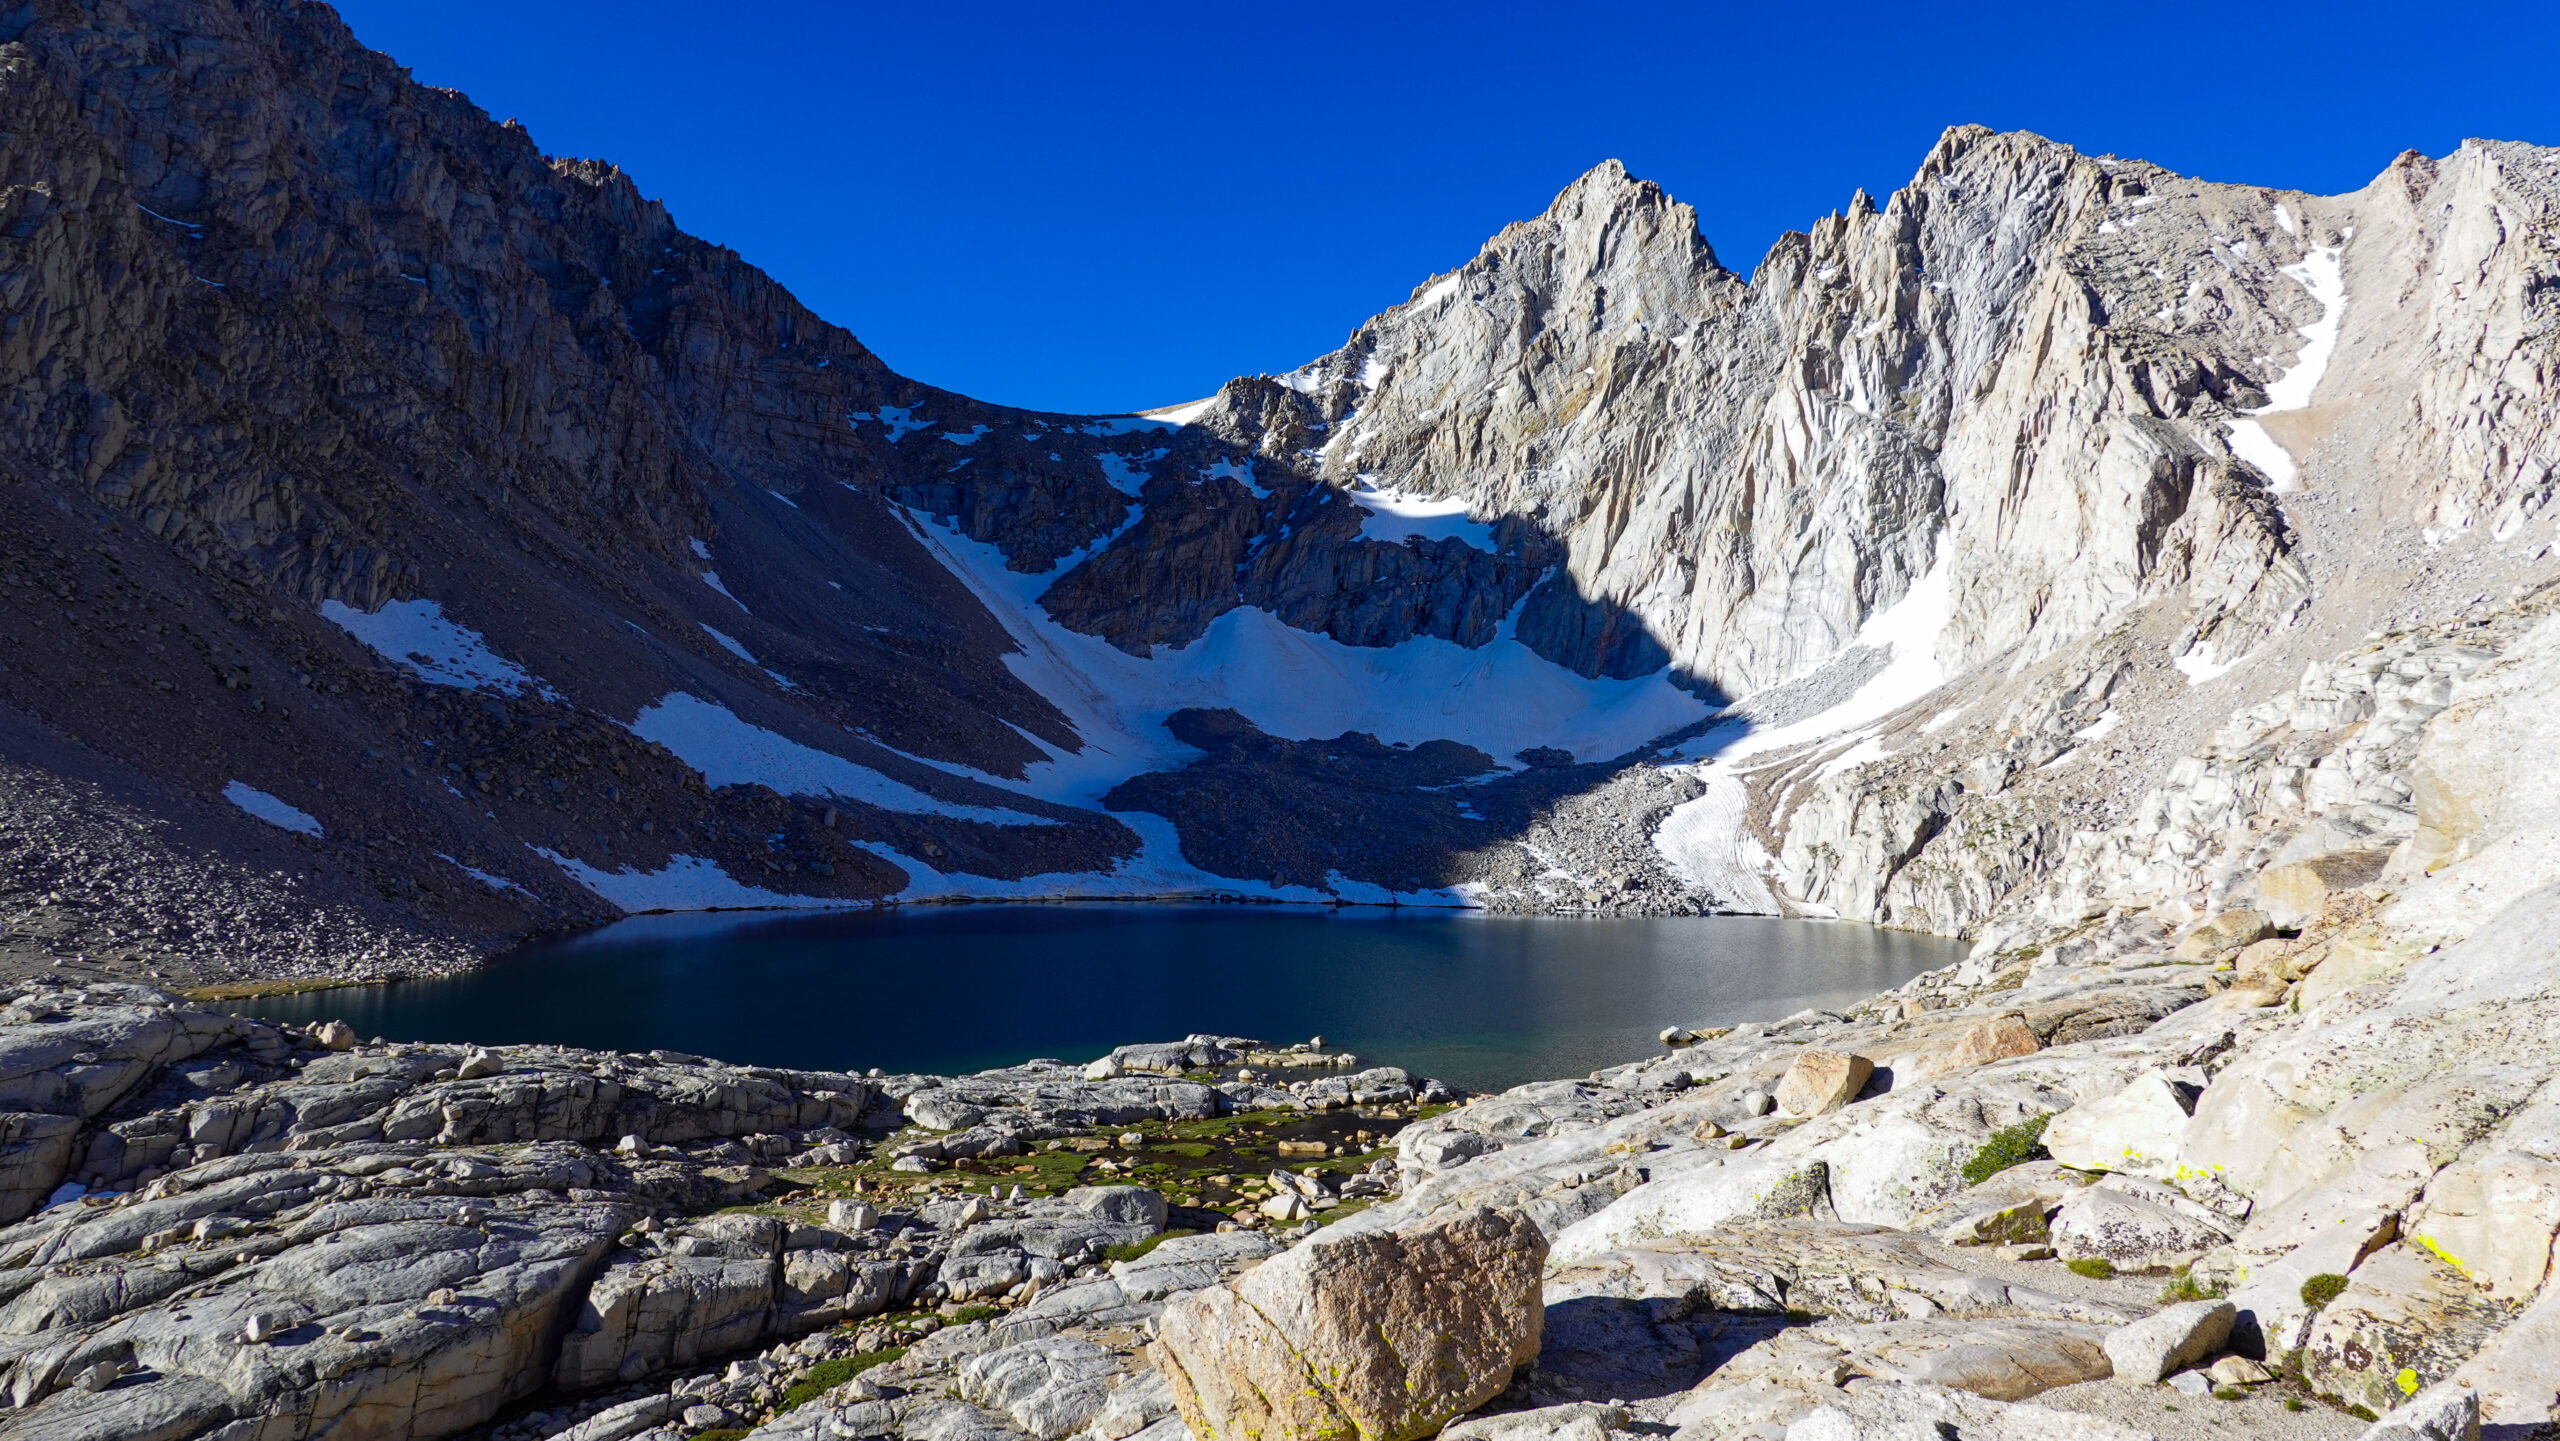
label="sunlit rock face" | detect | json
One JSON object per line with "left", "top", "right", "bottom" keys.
{"left": 0, "top": 0, "right": 2556, "bottom": 955}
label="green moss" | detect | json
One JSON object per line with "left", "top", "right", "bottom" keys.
{"left": 1102, "top": 1230, "right": 1196, "bottom": 1264}
{"left": 2065, "top": 1257, "right": 2116, "bottom": 1279}
{"left": 2344, "top": 1404, "right": 2379, "bottom": 1422}
{"left": 2300, "top": 1273, "right": 2349, "bottom": 1311}
{"left": 777, "top": 1348, "right": 907, "bottom": 1412}
{"left": 946, "top": 1304, "right": 1002, "bottom": 1325}
{"left": 1152, "top": 1142, "right": 1214, "bottom": 1159}
{"left": 1313, "top": 1198, "right": 1375, "bottom": 1227}
{"left": 1960, "top": 1114, "right": 2052, "bottom": 1186}
{"left": 2214, "top": 1388, "right": 2249, "bottom": 1401}
{"left": 692, "top": 1430, "right": 752, "bottom": 1441}
{"left": 1020, "top": 1151, "right": 1093, "bottom": 1192}
{"left": 2283, "top": 1398, "right": 2305, "bottom": 1413}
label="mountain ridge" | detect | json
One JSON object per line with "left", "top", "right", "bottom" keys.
{"left": 0, "top": 0, "right": 2555, "bottom": 990}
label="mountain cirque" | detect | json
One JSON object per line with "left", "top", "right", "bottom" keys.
{"left": 0, "top": 1, "right": 2550, "bottom": 987}
{"left": 5, "top": 0, "right": 2560, "bottom": 1436}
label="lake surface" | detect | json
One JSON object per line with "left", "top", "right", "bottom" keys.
{"left": 236, "top": 905, "right": 1967, "bottom": 1094}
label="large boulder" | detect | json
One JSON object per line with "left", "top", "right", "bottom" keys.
{"left": 2172, "top": 909, "right": 2273, "bottom": 958}
{"left": 1149, "top": 1207, "right": 1546, "bottom": 1441}
{"left": 2103, "top": 1299, "right": 2235, "bottom": 1383}
{"left": 2302, "top": 1244, "right": 2510, "bottom": 1417}
{"left": 2050, "top": 1176, "right": 2237, "bottom": 1272}
{"left": 2042, "top": 1070, "right": 2194, "bottom": 1178}
{"left": 1776, "top": 1051, "right": 1874, "bottom": 1117}
{"left": 2259, "top": 850, "right": 2393, "bottom": 929}
{"left": 1932, "top": 1014, "right": 2043, "bottom": 1075}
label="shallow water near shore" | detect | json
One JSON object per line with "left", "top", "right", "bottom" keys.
{"left": 233, "top": 905, "right": 1965, "bottom": 1093}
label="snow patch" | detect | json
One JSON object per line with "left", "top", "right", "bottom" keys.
{"left": 701, "top": 625, "right": 797, "bottom": 690}
{"left": 1202, "top": 458, "right": 1269, "bottom": 497}
{"left": 1812, "top": 734, "right": 1886, "bottom": 782}
{"left": 849, "top": 404, "right": 930, "bottom": 441}
{"left": 535, "top": 849, "right": 869, "bottom": 914}
{"left": 700, "top": 572, "right": 746, "bottom": 610}
{"left": 700, "top": 624, "right": 758, "bottom": 664}
{"left": 1139, "top": 397, "right": 1217, "bottom": 425}
{"left": 1096, "top": 453, "right": 1153, "bottom": 495}
{"left": 1344, "top": 482, "right": 1497, "bottom": 550}
{"left": 224, "top": 781, "right": 321, "bottom": 837}
{"left": 2074, "top": 708, "right": 2122, "bottom": 742}
{"left": 321, "top": 598, "right": 556, "bottom": 698}
{"left": 1651, "top": 768, "right": 1780, "bottom": 913}
{"left": 1668, "top": 540, "right": 1953, "bottom": 764}
{"left": 627, "top": 692, "right": 1057, "bottom": 826}
{"left": 897, "top": 510, "right": 1706, "bottom": 899}
{"left": 941, "top": 426, "right": 991, "bottom": 445}
{"left": 2174, "top": 645, "right": 2242, "bottom": 685}
{"left": 437, "top": 853, "right": 528, "bottom": 895}
{"left": 1417, "top": 273, "right": 1463, "bottom": 308}
{"left": 2223, "top": 243, "right": 2345, "bottom": 492}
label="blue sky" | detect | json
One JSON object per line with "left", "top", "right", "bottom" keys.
{"left": 335, "top": 1, "right": 2559, "bottom": 417}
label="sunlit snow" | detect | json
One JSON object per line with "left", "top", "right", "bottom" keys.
{"left": 1667, "top": 541, "right": 1953, "bottom": 765}
{"left": 1651, "top": 769, "right": 1779, "bottom": 913}
{"left": 1138, "top": 397, "right": 1217, "bottom": 425}
{"left": 2173, "top": 644, "right": 2242, "bottom": 686}
{"left": 2224, "top": 243, "right": 2345, "bottom": 492}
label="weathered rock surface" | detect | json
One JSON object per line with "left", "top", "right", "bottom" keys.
{"left": 2104, "top": 1299, "right": 2236, "bottom": 1383}
{"left": 1150, "top": 1207, "right": 1547, "bottom": 1441}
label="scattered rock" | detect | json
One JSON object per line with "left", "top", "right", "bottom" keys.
{"left": 1776, "top": 1050, "right": 1874, "bottom": 1117}
{"left": 2102, "top": 1299, "right": 2235, "bottom": 1383}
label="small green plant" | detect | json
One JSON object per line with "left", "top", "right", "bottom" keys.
{"left": 2215, "top": 1388, "right": 2249, "bottom": 1401}
{"left": 777, "top": 1348, "right": 908, "bottom": 1412}
{"left": 2159, "top": 1267, "right": 2228, "bottom": 1303}
{"left": 2283, "top": 1398, "right": 2306, "bottom": 1413}
{"left": 946, "top": 1304, "right": 1002, "bottom": 1326}
{"left": 692, "top": 1430, "right": 751, "bottom": 1441}
{"left": 2065, "top": 1257, "right": 2117, "bottom": 1279}
{"left": 1102, "top": 1230, "right": 1196, "bottom": 1264}
{"left": 1960, "top": 1115, "right": 2053, "bottom": 1185}
{"left": 2344, "top": 1404, "right": 2379, "bottom": 1422}
{"left": 2300, "top": 1273, "right": 2349, "bottom": 1311}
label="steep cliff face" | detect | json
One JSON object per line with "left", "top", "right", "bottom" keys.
{"left": 0, "top": 0, "right": 2555, "bottom": 984}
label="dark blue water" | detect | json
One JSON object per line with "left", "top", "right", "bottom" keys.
{"left": 233, "top": 906, "right": 1964, "bottom": 1093}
